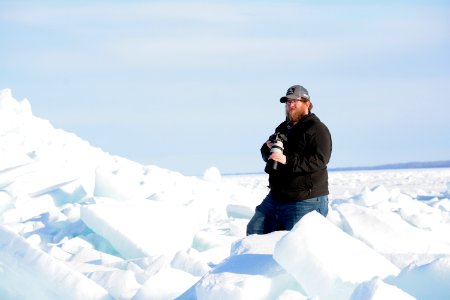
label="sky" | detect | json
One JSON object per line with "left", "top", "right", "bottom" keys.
{"left": 1, "top": 0, "right": 450, "bottom": 175}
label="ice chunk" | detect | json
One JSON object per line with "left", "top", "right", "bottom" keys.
{"left": 192, "top": 229, "right": 239, "bottom": 252}
{"left": 350, "top": 277, "right": 416, "bottom": 300}
{"left": 386, "top": 256, "right": 450, "bottom": 300}
{"left": 181, "top": 231, "right": 303, "bottom": 300}
{"left": 273, "top": 211, "right": 400, "bottom": 300}
{"left": 195, "top": 272, "right": 272, "bottom": 300}
{"left": 0, "top": 89, "right": 32, "bottom": 133}
{"left": 94, "top": 166, "right": 145, "bottom": 201}
{"left": 86, "top": 269, "right": 140, "bottom": 300}
{"left": 203, "top": 166, "right": 222, "bottom": 183}
{"left": 353, "top": 185, "right": 390, "bottom": 207}
{"left": 134, "top": 268, "right": 199, "bottom": 300}
{"left": 231, "top": 231, "right": 287, "bottom": 255}
{"left": 81, "top": 199, "right": 205, "bottom": 258}
{"left": 0, "top": 191, "right": 12, "bottom": 217}
{"left": 0, "top": 225, "right": 112, "bottom": 300}
{"left": 170, "top": 248, "right": 211, "bottom": 276}
{"left": 277, "top": 289, "right": 314, "bottom": 300}
{"left": 226, "top": 204, "right": 254, "bottom": 219}
{"left": 336, "top": 203, "right": 450, "bottom": 268}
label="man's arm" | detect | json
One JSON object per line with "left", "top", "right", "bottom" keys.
{"left": 284, "top": 124, "right": 332, "bottom": 173}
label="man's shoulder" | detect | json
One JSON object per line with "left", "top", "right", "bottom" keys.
{"left": 275, "top": 120, "right": 288, "bottom": 132}
{"left": 308, "top": 113, "right": 321, "bottom": 122}
{"left": 303, "top": 114, "right": 330, "bottom": 135}
{"left": 309, "top": 114, "right": 328, "bottom": 127}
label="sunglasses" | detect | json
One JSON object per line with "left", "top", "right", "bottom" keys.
{"left": 285, "top": 98, "right": 307, "bottom": 105}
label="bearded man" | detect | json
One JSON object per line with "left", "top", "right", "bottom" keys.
{"left": 247, "top": 84, "right": 332, "bottom": 235}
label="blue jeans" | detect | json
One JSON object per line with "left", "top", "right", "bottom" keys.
{"left": 246, "top": 193, "right": 329, "bottom": 235}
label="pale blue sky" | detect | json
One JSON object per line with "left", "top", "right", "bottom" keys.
{"left": 1, "top": 1, "right": 449, "bottom": 175}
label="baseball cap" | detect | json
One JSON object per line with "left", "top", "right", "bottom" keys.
{"left": 280, "top": 85, "right": 310, "bottom": 103}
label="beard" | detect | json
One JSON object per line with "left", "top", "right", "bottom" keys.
{"left": 286, "top": 107, "right": 304, "bottom": 123}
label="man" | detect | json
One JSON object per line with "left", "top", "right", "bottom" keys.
{"left": 247, "top": 84, "right": 332, "bottom": 235}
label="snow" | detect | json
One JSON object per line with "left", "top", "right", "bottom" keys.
{"left": 1, "top": 88, "right": 450, "bottom": 299}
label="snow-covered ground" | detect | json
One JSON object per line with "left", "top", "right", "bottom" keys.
{"left": 1, "top": 88, "right": 450, "bottom": 300}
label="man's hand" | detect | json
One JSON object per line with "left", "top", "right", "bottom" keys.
{"left": 270, "top": 152, "right": 287, "bottom": 164}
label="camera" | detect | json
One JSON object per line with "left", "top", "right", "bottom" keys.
{"left": 265, "top": 132, "right": 287, "bottom": 172}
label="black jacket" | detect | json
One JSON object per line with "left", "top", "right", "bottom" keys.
{"left": 261, "top": 113, "right": 332, "bottom": 201}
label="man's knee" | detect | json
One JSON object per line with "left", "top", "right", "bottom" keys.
{"left": 246, "top": 211, "right": 266, "bottom": 235}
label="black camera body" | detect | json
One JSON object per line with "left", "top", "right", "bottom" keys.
{"left": 265, "top": 132, "right": 287, "bottom": 172}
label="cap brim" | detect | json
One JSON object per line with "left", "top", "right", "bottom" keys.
{"left": 280, "top": 95, "right": 300, "bottom": 103}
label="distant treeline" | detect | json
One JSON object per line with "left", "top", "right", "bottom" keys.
{"left": 329, "top": 160, "right": 450, "bottom": 172}
{"left": 223, "top": 160, "right": 450, "bottom": 176}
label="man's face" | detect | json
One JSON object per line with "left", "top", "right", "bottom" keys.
{"left": 285, "top": 98, "right": 310, "bottom": 123}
